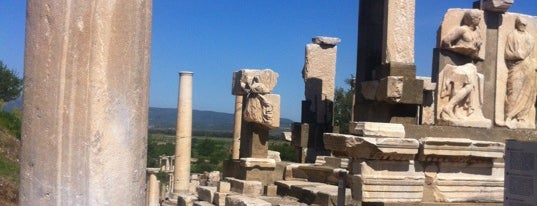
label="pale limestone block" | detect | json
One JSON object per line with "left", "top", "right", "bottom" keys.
{"left": 419, "top": 137, "right": 505, "bottom": 160}
{"left": 383, "top": 0, "right": 415, "bottom": 64}
{"left": 240, "top": 158, "right": 276, "bottom": 168}
{"left": 324, "top": 133, "right": 419, "bottom": 160}
{"left": 20, "top": 1, "right": 152, "bottom": 205}
{"left": 323, "top": 156, "right": 349, "bottom": 169}
{"left": 207, "top": 171, "right": 221, "bottom": 187}
{"left": 312, "top": 36, "right": 341, "bottom": 46}
{"left": 348, "top": 121, "right": 405, "bottom": 138}
{"left": 377, "top": 76, "right": 404, "bottom": 103}
{"left": 193, "top": 201, "right": 214, "bottom": 206}
{"left": 427, "top": 161, "right": 504, "bottom": 202}
{"left": 178, "top": 194, "right": 198, "bottom": 206}
{"left": 314, "top": 156, "right": 327, "bottom": 165}
{"left": 360, "top": 80, "right": 379, "bottom": 101}
{"left": 217, "top": 181, "right": 231, "bottom": 193}
{"left": 482, "top": 0, "right": 514, "bottom": 12}
{"left": 297, "top": 165, "right": 338, "bottom": 185}
{"left": 417, "top": 76, "right": 437, "bottom": 91}
{"left": 189, "top": 180, "right": 200, "bottom": 194}
{"left": 350, "top": 160, "right": 424, "bottom": 203}
{"left": 283, "top": 163, "right": 310, "bottom": 180}
{"left": 226, "top": 177, "right": 263, "bottom": 196}
{"left": 274, "top": 180, "right": 325, "bottom": 197}
{"left": 267, "top": 150, "right": 281, "bottom": 162}
{"left": 243, "top": 94, "right": 280, "bottom": 129}
{"left": 232, "top": 69, "right": 279, "bottom": 96}
{"left": 301, "top": 184, "right": 354, "bottom": 206}
{"left": 196, "top": 186, "right": 217, "bottom": 203}
{"left": 303, "top": 41, "right": 338, "bottom": 124}
{"left": 264, "top": 185, "right": 278, "bottom": 197}
{"left": 213, "top": 192, "right": 228, "bottom": 206}
{"left": 225, "top": 195, "right": 271, "bottom": 206}
{"left": 418, "top": 76, "right": 436, "bottom": 125}
{"left": 438, "top": 9, "right": 486, "bottom": 60}
{"left": 278, "top": 180, "right": 353, "bottom": 206}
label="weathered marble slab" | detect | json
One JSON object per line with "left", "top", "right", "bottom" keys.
{"left": 419, "top": 137, "right": 504, "bottom": 160}
{"left": 349, "top": 121, "right": 405, "bottom": 138}
{"left": 350, "top": 160, "right": 424, "bottom": 203}
{"left": 425, "top": 161, "right": 504, "bottom": 202}
{"left": 323, "top": 133, "right": 419, "bottom": 160}
{"left": 240, "top": 158, "right": 276, "bottom": 168}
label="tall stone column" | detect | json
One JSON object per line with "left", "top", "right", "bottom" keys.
{"left": 173, "top": 72, "right": 193, "bottom": 194}
{"left": 20, "top": 1, "right": 152, "bottom": 205}
{"left": 232, "top": 95, "right": 243, "bottom": 159}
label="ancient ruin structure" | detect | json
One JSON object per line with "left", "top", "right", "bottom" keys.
{"left": 19, "top": 1, "right": 152, "bottom": 205}
{"left": 292, "top": 36, "right": 341, "bottom": 163}
{"left": 18, "top": 0, "right": 537, "bottom": 205}
{"left": 354, "top": 0, "right": 424, "bottom": 125}
{"left": 436, "top": 9, "right": 492, "bottom": 128}
{"left": 223, "top": 69, "right": 281, "bottom": 185}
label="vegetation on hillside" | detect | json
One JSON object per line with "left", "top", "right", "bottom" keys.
{"left": 0, "top": 61, "right": 22, "bottom": 205}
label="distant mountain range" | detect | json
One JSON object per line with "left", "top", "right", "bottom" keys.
{"left": 149, "top": 107, "right": 294, "bottom": 132}
{"left": 2, "top": 99, "right": 294, "bottom": 132}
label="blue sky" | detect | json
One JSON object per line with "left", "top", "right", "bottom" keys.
{"left": 1, "top": 1, "right": 536, "bottom": 121}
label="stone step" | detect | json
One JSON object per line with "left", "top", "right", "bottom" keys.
{"left": 275, "top": 180, "right": 357, "bottom": 206}
{"left": 225, "top": 194, "right": 272, "bottom": 206}
{"left": 194, "top": 200, "right": 215, "bottom": 206}
{"left": 225, "top": 177, "right": 263, "bottom": 196}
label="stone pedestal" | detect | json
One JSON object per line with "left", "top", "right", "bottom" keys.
{"left": 19, "top": 1, "right": 152, "bottom": 205}
{"left": 174, "top": 72, "right": 194, "bottom": 194}
{"left": 242, "top": 158, "right": 277, "bottom": 186}
{"left": 350, "top": 160, "right": 425, "bottom": 203}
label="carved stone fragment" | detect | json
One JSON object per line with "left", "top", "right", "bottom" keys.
{"left": 323, "top": 133, "right": 419, "bottom": 160}
{"left": 504, "top": 16, "right": 537, "bottom": 129}
{"left": 348, "top": 121, "right": 405, "bottom": 138}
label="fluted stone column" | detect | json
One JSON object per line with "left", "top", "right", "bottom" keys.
{"left": 232, "top": 95, "right": 243, "bottom": 159}
{"left": 20, "top": 1, "right": 152, "bottom": 205}
{"left": 173, "top": 72, "right": 193, "bottom": 194}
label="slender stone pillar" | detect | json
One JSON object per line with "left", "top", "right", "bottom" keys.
{"left": 20, "top": 1, "right": 152, "bottom": 205}
{"left": 173, "top": 72, "right": 194, "bottom": 194}
{"left": 232, "top": 95, "right": 243, "bottom": 159}
{"left": 147, "top": 169, "right": 160, "bottom": 206}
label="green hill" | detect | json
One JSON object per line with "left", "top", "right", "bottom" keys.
{"left": 149, "top": 107, "right": 294, "bottom": 132}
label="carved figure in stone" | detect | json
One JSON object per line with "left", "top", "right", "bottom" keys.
{"left": 441, "top": 9, "right": 483, "bottom": 60}
{"left": 438, "top": 63, "right": 487, "bottom": 123}
{"left": 504, "top": 17, "right": 536, "bottom": 129}
{"left": 438, "top": 10, "right": 490, "bottom": 127}
{"left": 243, "top": 75, "right": 274, "bottom": 125}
